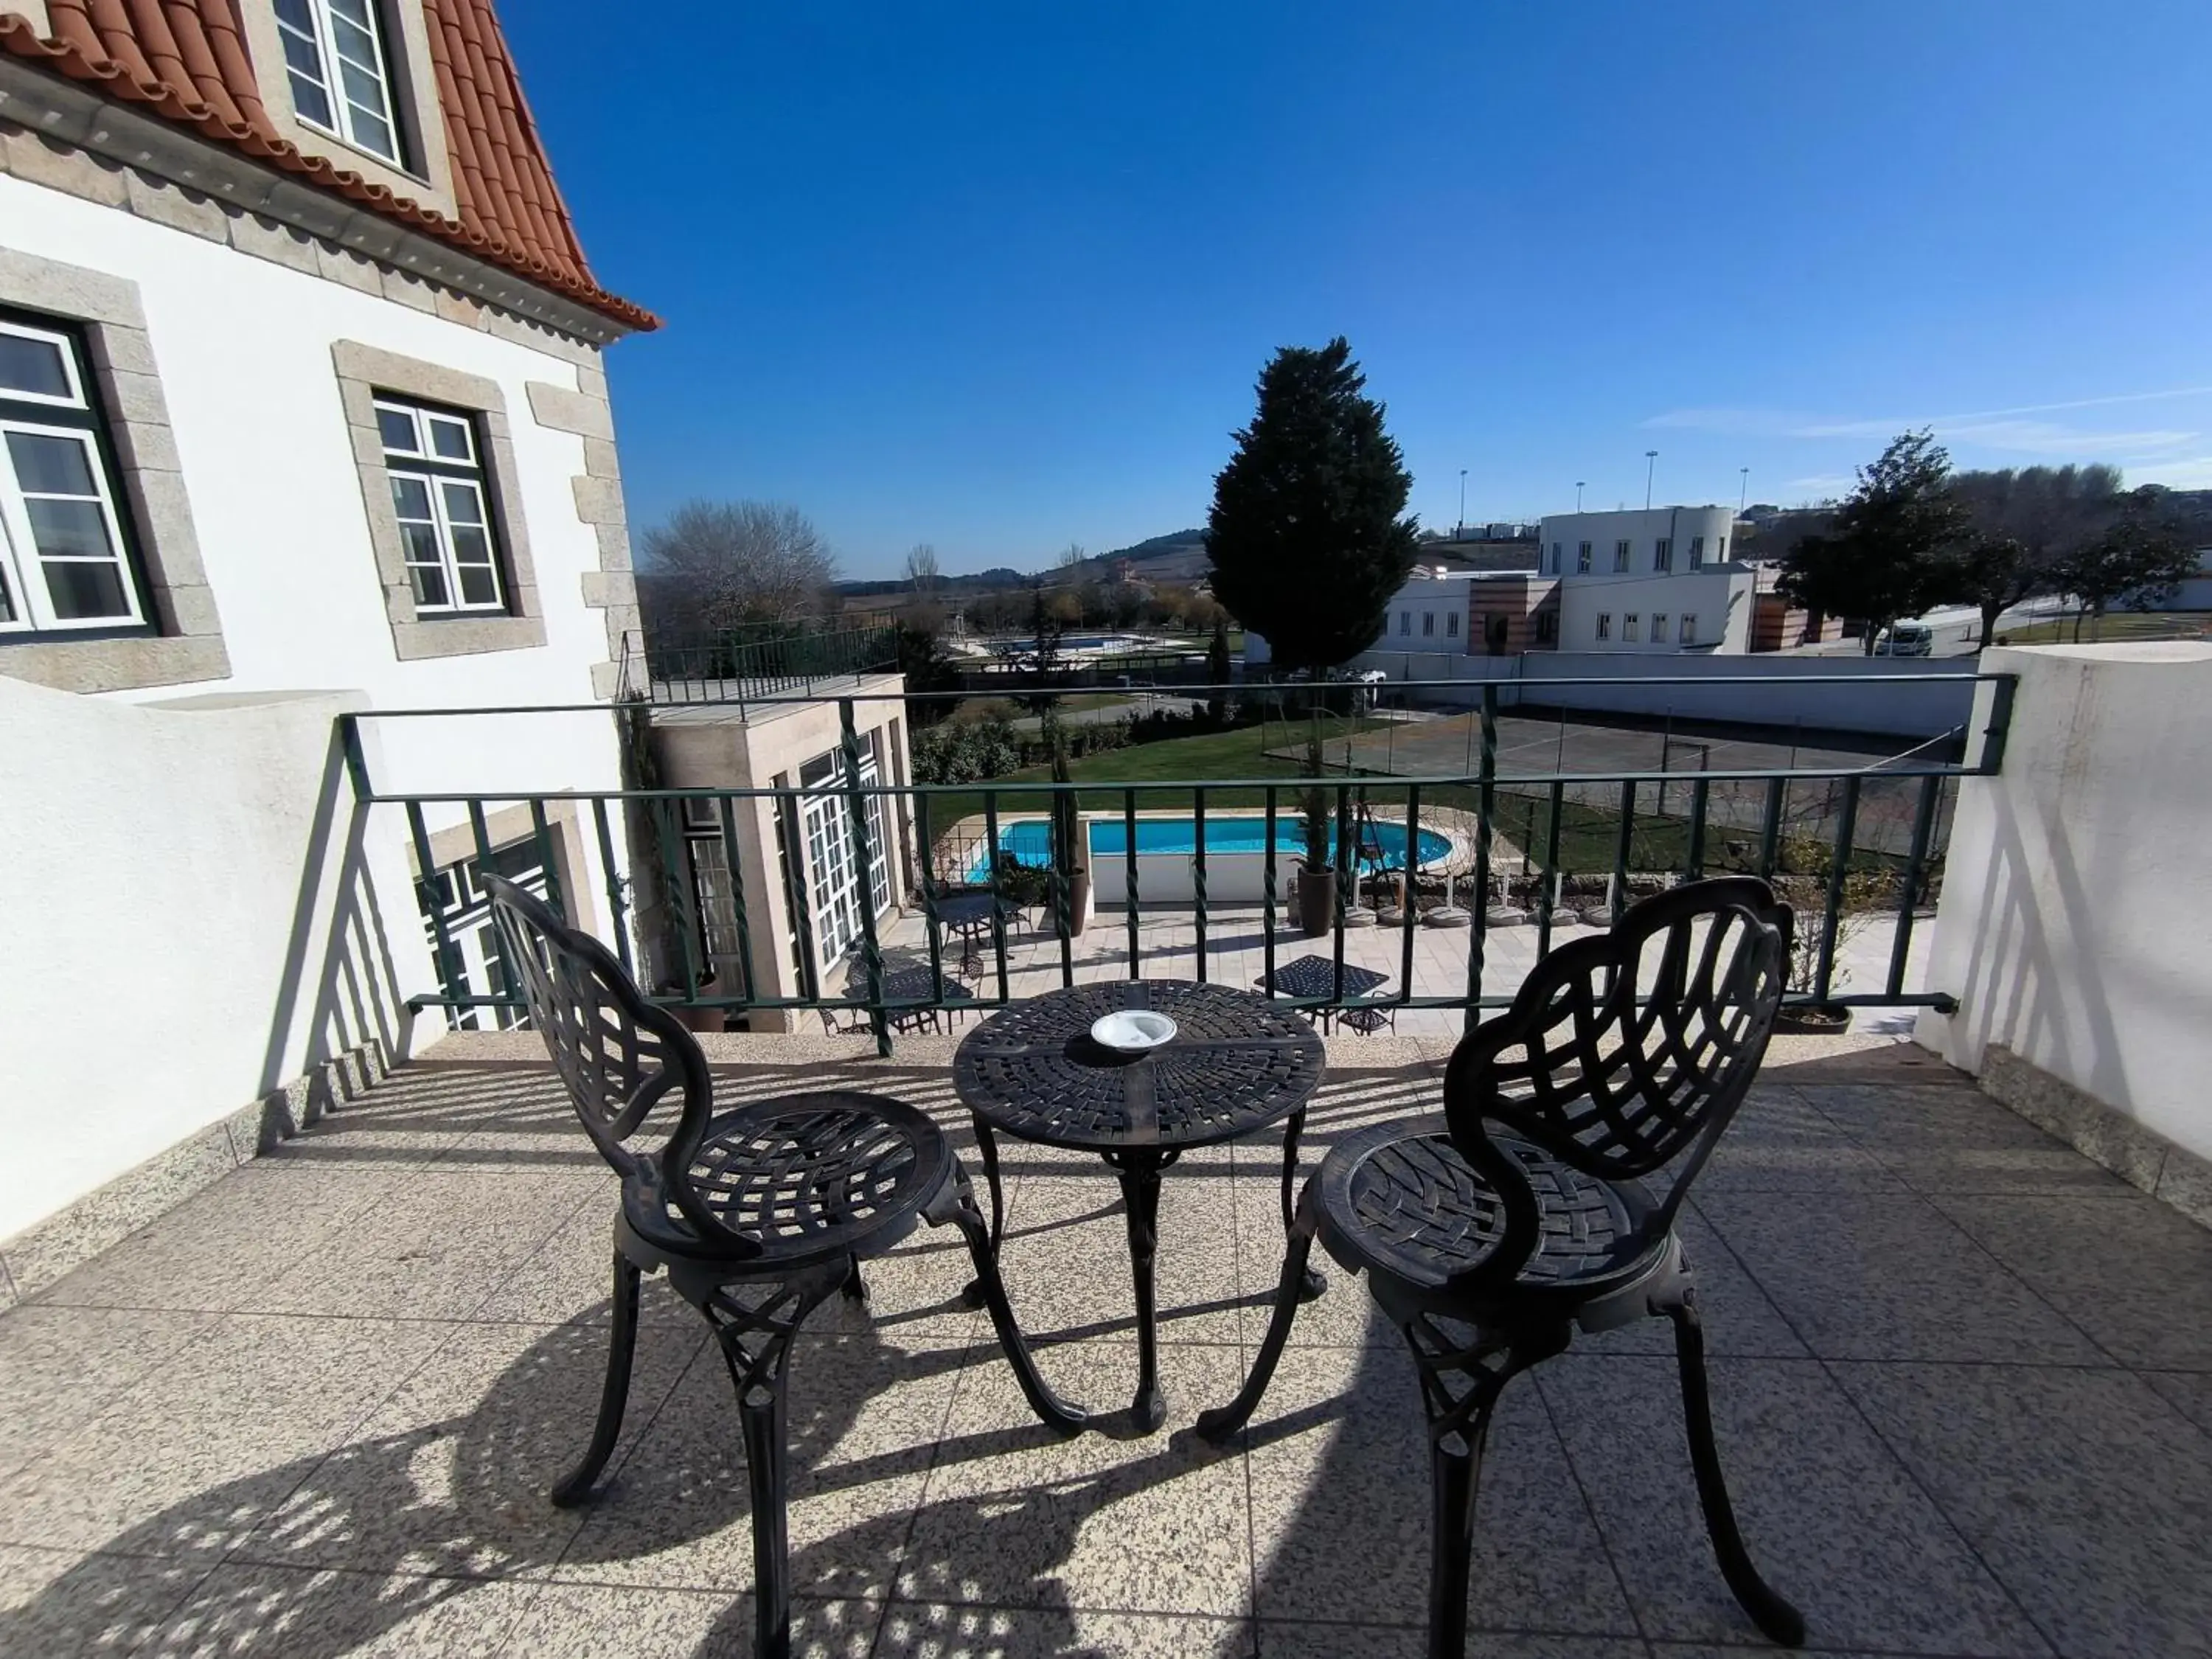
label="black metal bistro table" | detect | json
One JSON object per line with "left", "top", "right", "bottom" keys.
{"left": 1259, "top": 955, "right": 1391, "bottom": 1035}
{"left": 953, "top": 981, "right": 1326, "bottom": 1430}
{"left": 843, "top": 960, "right": 975, "bottom": 1033}
{"left": 935, "top": 891, "right": 1006, "bottom": 973}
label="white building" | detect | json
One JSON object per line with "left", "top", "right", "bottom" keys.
{"left": 1, "top": 0, "right": 654, "bottom": 1276}
{"left": 1537, "top": 507, "right": 1756, "bottom": 654}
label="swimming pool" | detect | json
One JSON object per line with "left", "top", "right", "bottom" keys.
{"left": 980, "top": 815, "right": 1452, "bottom": 874}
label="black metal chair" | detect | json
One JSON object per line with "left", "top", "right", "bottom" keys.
{"left": 1198, "top": 877, "right": 1804, "bottom": 1658}
{"left": 482, "top": 875, "right": 1087, "bottom": 1659}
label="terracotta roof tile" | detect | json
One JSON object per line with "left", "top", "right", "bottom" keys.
{"left": 0, "top": 0, "right": 655, "bottom": 330}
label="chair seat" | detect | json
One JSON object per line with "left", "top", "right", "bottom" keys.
{"left": 1312, "top": 1121, "right": 1665, "bottom": 1302}
{"left": 620, "top": 1090, "right": 954, "bottom": 1273}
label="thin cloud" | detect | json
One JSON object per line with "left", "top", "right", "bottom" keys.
{"left": 1646, "top": 384, "right": 2212, "bottom": 445}
{"left": 2125, "top": 456, "right": 2212, "bottom": 490}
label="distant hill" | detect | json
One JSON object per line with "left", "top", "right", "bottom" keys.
{"left": 831, "top": 528, "right": 1209, "bottom": 598}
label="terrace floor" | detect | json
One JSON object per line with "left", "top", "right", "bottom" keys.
{"left": 869, "top": 904, "right": 1932, "bottom": 1039}
{"left": 4, "top": 1033, "right": 2210, "bottom": 1658}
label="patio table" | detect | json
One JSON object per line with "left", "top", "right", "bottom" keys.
{"left": 934, "top": 891, "right": 1009, "bottom": 972}
{"left": 1258, "top": 954, "right": 1394, "bottom": 1034}
{"left": 840, "top": 959, "right": 975, "bottom": 1034}
{"left": 952, "top": 980, "right": 1326, "bottom": 1430}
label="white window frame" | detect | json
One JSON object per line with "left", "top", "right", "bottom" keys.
{"left": 1688, "top": 535, "right": 1705, "bottom": 568}
{"left": 1624, "top": 613, "right": 1641, "bottom": 642}
{"left": 1654, "top": 538, "right": 1672, "bottom": 573}
{"left": 1595, "top": 613, "right": 1612, "bottom": 641}
{"left": 0, "top": 316, "right": 145, "bottom": 636}
{"left": 1576, "top": 540, "right": 1593, "bottom": 574}
{"left": 276, "top": 0, "right": 406, "bottom": 165}
{"left": 1680, "top": 613, "right": 1697, "bottom": 644}
{"left": 1651, "top": 612, "right": 1668, "bottom": 644}
{"left": 1445, "top": 611, "right": 1458, "bottom": 638}
{"left": 1548, "top": 541, "right": 1561, "bottom": 573}
{"left": 1422, "top": 611, "right": 1435, "bottom": 637}
{"left": 1613, "top": 540, "right": 1632, "bottom": 572}
{"left": 375, "top": 395, "right": 508, "bottom": 616}
{"left": 1399, "top": 611, "right": 1411, "bottom": 635}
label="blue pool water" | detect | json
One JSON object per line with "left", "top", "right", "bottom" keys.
{"left": 979, "top": 815, "right": 1450, "bottom": 874}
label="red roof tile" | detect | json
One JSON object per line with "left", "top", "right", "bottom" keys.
{"left": 0, "top": 0, "right": 655, "bottom": 330}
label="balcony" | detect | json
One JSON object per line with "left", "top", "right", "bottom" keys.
{"left": 3, "top": 1032, "right": 2208, "bottom": 1656}
{"left": 4, "top": 646, "right": 2210, "bottom": 1657}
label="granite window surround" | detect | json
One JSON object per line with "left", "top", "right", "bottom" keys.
{"left": 0, "top": 248, "right": 228, "bottom": 693}
{"left": 332, "top": 339, "right": 543, "bottom": 660}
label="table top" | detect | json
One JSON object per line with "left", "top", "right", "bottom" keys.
{"left": 1259, "top": 954, "right": 1390, "bottom": 1001}
{"left": 844, "top": 960, "right": 975, "bottom": 1004}
{"left": 934, "top": 891, "right": 1005, "bottom": 928}
{"left": 952, "top": 980, "right": 1325, "bottom": 1153}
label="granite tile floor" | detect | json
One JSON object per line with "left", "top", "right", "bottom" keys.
{"left": 2, "top": 1031, "right": 2208, "bottom": 1658}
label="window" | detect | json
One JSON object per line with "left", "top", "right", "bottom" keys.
{"left": 275, "top": 0, "right": 406, "bottom": 164}
{"left": 1399, "top": 611, "right": 1410, "bottom": 635}
{"left": 0, "top": 311, "right": 147, "bottom": 637}
{"left": 1654, "top": 538, "right": 1672, "bottom": 572}
{"left": 1422, "top": 611, "right": 1435, "bottom": 636}
{"left": 1595, "top": 612, "right": 1612, "bottom": 641}
{"left": 1717, "top": 536, "right": 1728, "bottom": 561}
{"left": 1535, "top": 608, "right": 1559, "bottom": 644}
{"left": 1548, "top": 541, "right": 1562, "bottom": 573}
{"left": 1624, "top": 613, "right": 1641, "bottom": 641}
{"left": 375, "top": 395, "right": 507, "bottom": 614}
{"left": 1688, "top": 535, "right": 1705, "bottom": 568}
{"left": 1613, "top": 539, "right": 1631, "bottom": 571}
{"left": 1445, "top": 611, "right": 1458, "bottom": 638}
{"left": 1651, "top": 612, "right": 1668, "bottom": 643}
{"left": 1576, "top": 540, "right": 1593, "bottom": 574}
{"left": 1679, "top": 613, "right": 1697, "bottom": 644}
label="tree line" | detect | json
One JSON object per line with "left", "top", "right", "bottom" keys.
{"left": 1773, "top": 434, "right": 2206, "bottom": 650}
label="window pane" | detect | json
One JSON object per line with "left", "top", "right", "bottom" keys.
{"left": 400, "top": 520, "right": 442, "bottom": 568}
{"left": 456, "top": 563, "right": 501, "bottom": 606}
{"left": 288, "top": 71, "right": 335, "bottom": 128}
{"left": 389, "top": 474, "right": 434, "bottom": 520}
{"left": 0, "top": 561, "right": 16, "bottom": 623}
{"left": 428, "top": 417, "right": 473, "bottom": 461}
{"left": 409, "top": 560, "right": 450, "bottom": 609}
{"left": 449, "top": 523, "right": 494, "bottom": 568}
{"left": 7, "top": 431, "right": 97, "bottom": 496}
{"left": 25, "top": 498, "right": 116, "bottom": 561}
{"left": 377, "top": 406, "right": 418, "bottom": 453}
{"left": 43, "top": 557, "right": 130, "bottom": 620}
{"left": 0, "top": 333, "right": 72, "bottom": 400}
{"left": 439, "top": 480, "right": 486, "bottom": 526}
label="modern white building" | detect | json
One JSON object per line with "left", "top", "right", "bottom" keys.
{"left": 1537, "top": 507, "right": 1756, "bottom": 653}
{"left": 0, "top": 0, "right": 656, "bottom": 1279}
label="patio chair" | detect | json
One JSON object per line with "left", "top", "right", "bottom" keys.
{"left": 482, "top": 876, "right": 1086, "bottom": 1659}
{"left": 1199, "top": 877, "right": 1804, "bottom": 1658}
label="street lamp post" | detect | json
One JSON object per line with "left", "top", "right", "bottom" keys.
{"left": 1739, "top": 467, "right": 1750, "bottom": 512}
{"left": 1458, "top": 469, "right": 1468, "bottom": 537}
{"left": 1575, "top": 479, "right": 1585, "bottom": 512}
{"left": 1644, "top": 451, "right": 1658, "bottom": 510}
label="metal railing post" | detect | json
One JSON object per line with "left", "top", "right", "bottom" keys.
{"left": 1192, "top": 786, "right": 1208, "bottom": 982}
{"left": 1814, "top": 773, "right": 1862, "bottom": 1004}
{"left": 591, "top": 797, "right": 633, "bottom": 974}
{"left": 1262, "top": 785, "right": 1279, "bottom": 998}
{"left": 837, "top": 697, "right": 891, "bottom": 1055}
{"left": 1887, "top": 773, "right": 1941, "bottom": 999}
{"left": 1465, "top": 684, "right": 1498, "bottom": 1031}
{"left": 1124, "top": 787, "right": 1141, "bottom": 978}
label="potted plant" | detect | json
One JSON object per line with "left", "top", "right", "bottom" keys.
{"left": 1772, "top": 839, "right": 1886, "bottom": 1034}
{"left": 1296, "top": 734, "right": 1336, "bottom": 936}
{"left": 1049, "top": 732, "right": 1091, "bottom": 935}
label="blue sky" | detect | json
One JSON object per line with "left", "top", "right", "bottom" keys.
{"left": 507, "top": 1, "right": 2212, "bottom": 580}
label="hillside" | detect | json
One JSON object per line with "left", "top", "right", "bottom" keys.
{"left": 832, "top": 527, "right": 1209, "bottom": 597}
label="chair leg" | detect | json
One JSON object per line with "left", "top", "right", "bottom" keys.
{"left": 550, "top": 1250, "right": 641, "bottom": 1507}
{"left": 705, "top": 1267, "right": 842, "bottom": 1659}
{"left": 1195, "top": 1185, "right": 1320, "bottom": 1441}
{"left": 841, "top": 1256, "right": 869, "bottom": 1303}
{"left": 958, "top": 1113, "right": 1007, "bottom": 1309}
{"left": 1667, "top": 1295, "right": 1806, "bottom": 1647}
{"left": 929, "top": 1169, "right": 1088, "bottom": 1434}
{"left": 1278, "top": 1110, "right": 1326, "bottom": 1301}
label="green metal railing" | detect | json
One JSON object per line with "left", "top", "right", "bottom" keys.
{"left": 341, "top": 670, "right": 2013, "bottom": 1055}
{"left": 633, "top": 623, "right": 899, "bottom": 708}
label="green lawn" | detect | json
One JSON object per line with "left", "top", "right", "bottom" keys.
{"left": 1993, "top": 611, "right": 2211, "bottom": 646}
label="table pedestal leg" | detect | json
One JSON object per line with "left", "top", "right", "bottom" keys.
{"left": 959, "top": 1115, "right": 1006, "bottom": 1310}
{"left": 1280, "top": 1110, "right": 1326, "bottom": 1301}
{"left": 1108, "top": 1150, "right": 1168, "bottom": 1433}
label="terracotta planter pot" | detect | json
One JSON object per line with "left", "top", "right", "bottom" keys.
{"left": 1068, "top": 866, "right": 1091, "bottom": 936}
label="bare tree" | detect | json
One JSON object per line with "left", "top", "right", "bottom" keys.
{"left": 903, "top": 543, "right": 942, "bottom": 596}
{"left": 1058, "top": 542, "right": 1087, "bottom": 572}
{"left": 639, "top": 501, "right": 837, "bottom": 642}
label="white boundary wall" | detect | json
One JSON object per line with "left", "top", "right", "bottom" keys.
{"left": 1348, "top": 650, "right": 1978, "bottom": 740}
{"left": 1915, "top": 644, "right": 2212, "bottom": 1161}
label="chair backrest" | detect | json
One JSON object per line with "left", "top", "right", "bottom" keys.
{"left": 484, "top": 874, "right": 759, "bottom": 1257}
{"left": 1441, "top": 877, "right": 1789, "bottom": 1280}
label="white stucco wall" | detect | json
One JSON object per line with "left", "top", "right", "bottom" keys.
{"left": 1380, "top": 574, "right": 1475, "bottom": 652}
{"left": 1, "top": 175, "right": 636, "bottom": 1242}
{"left": 1553, "top": 566, "right": 1754, "bottom": 654}
{"left": 1537, "top": 506, "right": 1738, "bottom": 580}
{"left": 0, "top": 675, "right": 448, "bottom": 1241}
{"left": 1914, "top": 644, "right": 2212, "bottom": 1160}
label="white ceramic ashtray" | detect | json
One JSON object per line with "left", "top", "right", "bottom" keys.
{"left": 1089, "top": 1010, "right": 1177, "bottom": 1054}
